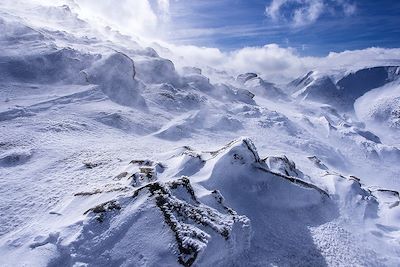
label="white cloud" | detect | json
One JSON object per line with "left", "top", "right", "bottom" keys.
{"left": 159, "top": 43, "right": 307, "bottom": 82}
{"left": 74, "top": 0, "right": 171, "bottom": 38}
{"left": 341, "top": 2, "right": 356, "bottom": 16}
{"left": 265, "top": 0, "right": 288, "bottom": 20}
{"left": 293, "top": 0, "right": 324, "bottom": 27}
{"left": 159, "top": 43, "right": 400, "bottom": 84}
{"left": 265, "top": 0, "right": 356, "bottom": 28}
{"left": 11, "top": 0, "right": 171, "bottom": 39}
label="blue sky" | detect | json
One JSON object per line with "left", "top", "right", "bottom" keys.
{"left": 164, "top": 0, "right": 400, "bottom": 56}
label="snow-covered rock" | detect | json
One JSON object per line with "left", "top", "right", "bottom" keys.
{"left": 84, "top": 52, "right": 146, "bottom": 107}
{"left": 134, "top": 56, "right": 181, "bottom": 86}
{"left": 1, "top": 1, "right": 400, "bottom": 266}
{"left": 238, "top": 73, "right": 287, "bottom": 99}
{"left": 4, "top": 138, "right": 399, "bottom": 266}
{"left": 0, "top": 48, "right": 96, "bottom": 84}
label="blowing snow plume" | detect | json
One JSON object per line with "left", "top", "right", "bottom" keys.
{"left": 0, "top": 0, "right": 400, "bottom": 266}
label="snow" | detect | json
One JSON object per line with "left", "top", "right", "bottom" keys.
{"left": 0, "top": 1, "right": 399, "bottom": 266}
{"left": 290, "top": 66, "right": 400, "bottom": 111}
{"left": 83, "top": 52, "right": 146, "bottom": 107}
{"left": 355, "top": 80, "right": 400, "bottom": 142}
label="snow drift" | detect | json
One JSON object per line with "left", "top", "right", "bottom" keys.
{"left": 1, "top": 1, "right": 400, "bottom": 266}
{"left": 2, "top": 138, "right": 399, "bottom": 266}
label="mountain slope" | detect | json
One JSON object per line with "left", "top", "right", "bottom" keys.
{"left": 289, "top": 66, "right": 400, "bottom": 111}
{"left": 0, "top": 1, "right": 399, "bottom": 266}
{"left": 2, "top": 138, "right": 398, "bottom": 266}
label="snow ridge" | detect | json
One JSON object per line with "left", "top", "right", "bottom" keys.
{"left": 0, "top": 2, "right": 400, "bottom": 266}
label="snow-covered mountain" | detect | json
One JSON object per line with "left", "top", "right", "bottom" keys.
{"left": 288, "top": 66, "right": 400, "bottom": 111}
{"left": 355, "top": 79, "right": 400, "bottom": 132}
{"left": 0, "top": 1, "right": 400, "bottom": 266}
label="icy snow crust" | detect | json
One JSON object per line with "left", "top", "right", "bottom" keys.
{"left": 0, "top": 2, "right": 400, "bottom": 266}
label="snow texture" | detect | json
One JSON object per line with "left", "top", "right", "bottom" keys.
{"left": 0, "top": 1, "right": 400, "bottom": 266}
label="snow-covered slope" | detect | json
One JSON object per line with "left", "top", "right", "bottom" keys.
{"left": 354, "top": 80, "right": 400, "bottom": 145}
{"left": 0, "top": 1, "right": 400, "bottom": 266}
{"left": 289, "top": 66, "right": 400, "bottom": 111}
{"left": 355, "top": 80, "right": 400, "bottom": 129}
{"left": 2, "top": 138, "right": 399, "bottom": 266}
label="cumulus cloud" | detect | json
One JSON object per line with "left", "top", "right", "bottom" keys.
{"left": 159, "top": 43, "right": 400, "bottom": 84}
{"left": 265, "top": 0, "right": 356, "bottom": 27}
{"left": 158, "top": 43, "right": 308, "bottom": 82}
{"left": 226, "top": 44, "right": 306, "bottom": 81}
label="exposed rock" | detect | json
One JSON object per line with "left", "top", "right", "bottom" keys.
{"left": 237, "top": 73, "right": 258, "bottom": 84}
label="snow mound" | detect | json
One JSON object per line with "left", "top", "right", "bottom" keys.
{"left": 213, "top": 84, "right": 255, "bottom": 104}
{"left": 238, "top": 73, "right": 287, "bottom": 99}
{"left": 134, "top": 56, "right": 180, "bottom": 86}
{"left": 264, "top": 155, "right": 304, "bottom": 178}
{"left": 236, "top": 73, "right": 258, "bottom": 84}
{"left": 0, "top": 16, "right": 45, "bottom": 45}
{"left": 0, "top": 48, "right": 95, "bottom": 84}
{"left": 0, "top": 148, "right": 33, "bottom": 167}
{"left": 144, "top": 83, "right": 206, "bottom": 111}
{"left": 0, "top": 151, "right": 252, "bottom": 266}
{"left": 94, "top": 112, "right": 157, "bottom": 135}
{"left": 201, "top": 138, "right": 328, "bottom": 209}
{"left": 66, "top": 177, "right": 251, "bottom": 266}
{"left": 84, "top": 52, "right": 146, "bottom": 107}
{"left": 321, "top": 173, "right": 378, "bottom": 220}
{"left": 181, "top": 66, "right": 202, "bottom": 76}
{"left": 142, "top": 72, "right": 255, "bottom": 114}
{"left": 182, "top": 73, "right": 214, "bottom": 92}
{"left": 154, "top": 110, "right": 244, "bottom": 141}
{"left": 258, "top": 110, "right": 300, "bottom": 136}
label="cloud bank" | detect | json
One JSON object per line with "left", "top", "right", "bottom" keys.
{"left": 159, "top": 43, "right": 400, "bottom": 83}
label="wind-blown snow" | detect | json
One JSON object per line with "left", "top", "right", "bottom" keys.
{"left": 0, "top": 1, "right": 399, "bottom": 267}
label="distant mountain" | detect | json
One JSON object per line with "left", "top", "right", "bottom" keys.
{"left": 288, "top": 66, "right": 400, "bottom": 110}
